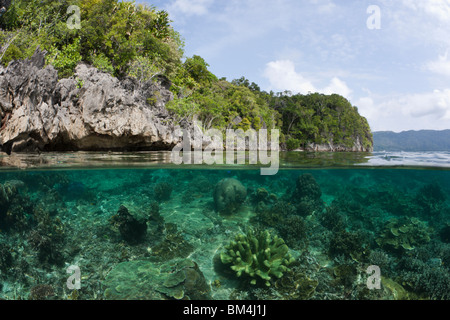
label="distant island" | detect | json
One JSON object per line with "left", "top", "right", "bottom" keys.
{"left": 0, "top": 0, "right": 372, "bottom": 153}
{"left": 373, "top": 130, "right": 450, "bottom": 152}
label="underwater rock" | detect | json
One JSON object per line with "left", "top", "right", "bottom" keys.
{"left": 213, "top": 178, "right": 247, "bottom": 215}
{"left": 291, "top": 174, "right": 324, "bottom": 216}
{"left": 111, "top": 205, "right": 147, "bottom": 244}
{"left": 219, "top": 228, "right": 295, "bottom": 287}
{"left": 376, "top": 217, "right": 432, "bottom": 253}
{"left": 103, "top": 258, "right": 211, "bottom": 300}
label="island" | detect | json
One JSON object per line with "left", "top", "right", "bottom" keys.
{"left": 0, "top": 0, "right": 373, "bottom": 154}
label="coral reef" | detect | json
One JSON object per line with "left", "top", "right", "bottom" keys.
{"left": 219, "top": 228, "right": 295, "bottom": 286}
{"left": 149, "top": 223, "right": 194, "bottom": 261}
{"left": 104, "top": 258, "right": 211, "bottom": 300}
{"left": 250, "top": 200, "right": 295, "bottom": 229}
{"left": 154, "top": 181, "right": 173, "bottom": 202}
{"left": 0, "top": 242, "right": 12, "bottom": 273}
{"left": 0, "top": 164, "right": 449, "bottom": 301}
{"left": 276, "top": 215, "right": 307, "bottom": 250}
{"left": 29, "top": 284, "right": 55, "bottom": 300}
{"left": 319, "top": 205, "right": 346, "bottom": 232}
{"left": 397, "top": 257, "right": 450, "bottom": 299}
{"left": 332, "top": 263, "right": 357, "bottom": 289}
{"left": 27, "top": 205, "right": 66, "bottom": 266}
{"left": 147, "top": 201, "right": 165, "bottom": 243}
{"left": 329, "top": 230, "right": 369, "bottom": 261}
{"left": 376, "top": 217, "right": 432, "bottom": 253}
{"left": 291, "top": 174, "right": 324, "bottom": 216}
{"left": 110, "top": 205, "right": 147, "bottom": 244}
{"left": 213, "top": 178, "right": 247, "bottom": 215}
{"left": 274, "top": 267, "right": 319, "bottom": 300}
{"left": 415, "top": 182, "right": 446, "bottom": 218}
{"left": 0, "top": 179, "right": 31, "bottom": 231}
{"left": 440, "top": 225, "right": 450, "bottom": 243}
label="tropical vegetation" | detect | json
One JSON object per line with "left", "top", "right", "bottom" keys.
{"left": 0, "top": 0, "right": 372, "bottom": 150}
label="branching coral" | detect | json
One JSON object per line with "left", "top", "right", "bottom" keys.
{"left": 220, "top": 228, "right": 295, "bottom": 286}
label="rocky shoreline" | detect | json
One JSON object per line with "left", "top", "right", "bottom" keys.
{"left": 0, "top": 49, "right": 371, "bottom": 154}
{"left": 0, "top": 48, "right": 181, "bottom": 154}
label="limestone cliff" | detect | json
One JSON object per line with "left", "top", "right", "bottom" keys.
{"left": 0, "top": 48, "right": 181, "bottom": 154}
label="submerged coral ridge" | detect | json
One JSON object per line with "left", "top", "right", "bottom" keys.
{"left": 0, "top": 168, "right": 449, "bottom": 300}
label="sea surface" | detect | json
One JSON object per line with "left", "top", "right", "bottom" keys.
{"left": 0, "top": 151, "right": 449, "bottom": 300}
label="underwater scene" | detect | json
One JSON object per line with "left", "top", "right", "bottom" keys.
{"left": 0, "top": 152, "right": 450, "bottom": 300}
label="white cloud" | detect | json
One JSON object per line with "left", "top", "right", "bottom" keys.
{"left": 356, "top": 89, "right": 450, "bottom": 132}
{"left": 323, "top": 77, "right": 352, "bottom": 98}
{"left": 426, "top": 52, "right": 450, "bottom": 77}
{"left": 166, "top": 0, "right": 213, "bottom": 17}
{"left": 402, "top": 0, "right": 450, "bottom": 21}
{"left": 263, "top": 59, "right": 352, "bottom": 98}
{"left": 309, "top": 0, "right": 336, "bottom": 14}
{"left": 263, "top": 60, "right": 316, "bottom": 93}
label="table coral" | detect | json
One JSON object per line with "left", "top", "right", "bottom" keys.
{"left": 376, "top": 217, "right": 432, "bottom": 253}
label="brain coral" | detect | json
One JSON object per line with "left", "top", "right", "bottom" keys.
{"left": 213, "top": 178, "right": 247, "bottom": 215}
{"left": 220, "top": 228, "right": 295, "bottom": 286}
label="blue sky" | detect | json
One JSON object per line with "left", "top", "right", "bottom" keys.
{"left": 140, "top": 0, "right": 450, "bottom": 132}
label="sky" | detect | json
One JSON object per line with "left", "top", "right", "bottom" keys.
{"left": 140, "top": 0, "right": 450, "bottom": 133}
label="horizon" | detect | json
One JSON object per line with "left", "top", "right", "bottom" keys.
{"left": 373, "top": 128, "right": 450, "bottom": 133}
{"left": 141, "top": 0, "right": 450, "bottom": 133}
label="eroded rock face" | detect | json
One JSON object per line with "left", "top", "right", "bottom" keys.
{"left": 0, "top": 48, "right": 181, "bottom": 153}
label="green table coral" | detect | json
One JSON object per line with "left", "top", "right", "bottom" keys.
{"left": 220, "top": 229, "right": 295, "bottom": 286}
{"left": 376, "top": 217, "right": 432, "bottom": 253}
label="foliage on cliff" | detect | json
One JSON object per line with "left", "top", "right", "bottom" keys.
{"left": 0, "top": 0, "right": 373, "bottom": 151}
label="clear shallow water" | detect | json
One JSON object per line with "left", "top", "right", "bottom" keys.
{"left": 0, "top": 151, "right": 449, "bottom": 300}
{"left": 1, "top": 151, "right": 450, "bottom": 170}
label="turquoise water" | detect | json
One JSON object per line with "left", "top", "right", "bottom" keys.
{"left": 0, "top": 152, "right": 449, "bottom": 300}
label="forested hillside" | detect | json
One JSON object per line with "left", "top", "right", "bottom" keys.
{"left": 373, "top": 130, "right": 450, "bottom": 152}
